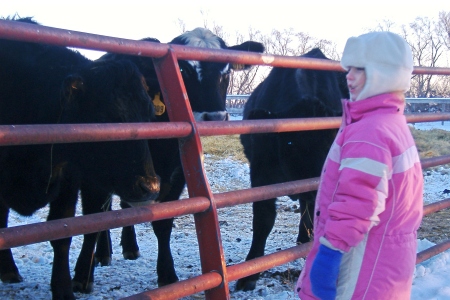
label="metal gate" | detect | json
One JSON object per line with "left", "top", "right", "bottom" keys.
{"left": 1, "top": 19, "right": 450, "bottom": 299}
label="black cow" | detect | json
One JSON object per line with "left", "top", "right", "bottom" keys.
{"left": 236, "top": 48, "right": 349, "bottom": 291}
{"left": 82, "top": 28, "right": 265, "bottom": 291}
{"left": 0, "top": 18, "right": 159, "bottom": 300}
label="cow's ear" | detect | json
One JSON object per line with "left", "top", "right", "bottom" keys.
{"left": 62, "top": 75, "right": 85, "bottom": 103}
{"left": 229, "top": 41, "right": 265, "bottom": 71}
{"left": 229, "top": 41, "right": 265, "bottom": 54}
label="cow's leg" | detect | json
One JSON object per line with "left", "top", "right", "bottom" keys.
{"left": 0, "top": 204, "right": 23, "bottom": 283}
{"left": 119, "top": 201, "right": 141, "bottom": 260}
{"left": 94, "top": 229, "right": 113, "bottom": 266}
{"left": 72, "top": 187, "right": 110, "bottom": 294}
{"left": 153, "top": 167, "right": 185, "bottom": 287}
{"left": 93, "top": 199, "right": 113, "bottom": 267}
{"left": 47, "top": 186, "right": 78, "bottom": 300}
{"left": 297, "top": 191, "right": 316, "bottom": 244}
{"left": 152, "top": 217, "right": 179, "bottom": 286}
{"left": 235, "top": 198, "right": 277, "bottom": 291}
{"left": 117, "top": 177, "right": 182, "bottom": 262}
{"left": 94, "top": 200, "right": 139, "bottom": 263}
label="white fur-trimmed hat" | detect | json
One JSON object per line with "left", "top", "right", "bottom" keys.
{"left": 341, "top": 31, "right": 413, "bottom": 101}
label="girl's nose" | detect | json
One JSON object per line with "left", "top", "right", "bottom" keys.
{"left": 346, "top": 70, "right": 353, "bottom": 81}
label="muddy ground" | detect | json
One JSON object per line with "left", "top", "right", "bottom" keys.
{"left": 418, "top": 208, "right": 450, "bottom": 244}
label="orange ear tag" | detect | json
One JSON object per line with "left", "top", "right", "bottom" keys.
{"left": 152, "top": 92, "right": 166, "bottom": 116}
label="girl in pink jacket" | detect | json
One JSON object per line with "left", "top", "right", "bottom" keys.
{"left": 296, "top": 31, "right": 423, "bottom": 299}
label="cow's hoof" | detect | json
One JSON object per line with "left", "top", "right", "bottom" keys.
{"left": 235, "top": 278, "right": 257, "bottom": 291}
{"left": 52, "top": 292, "right": 76, "bottom": 300}
{"left": 1, "top": 271, "right": 24, "bottom": 283}
{"left": 95, "top": 256, "right": 112, "bottom": 267}
{"left": 72, "top": 280, "right": 94, "bottom": 294}
{"left": 123, "top": 250, "right": 140, "bottom": 260}
{"left": 51, "top": 290, "right": 76, "bottom": 300}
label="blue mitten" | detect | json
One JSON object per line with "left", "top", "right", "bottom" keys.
{"left": 310, "top": 244, "right": 343, "bottom": 300}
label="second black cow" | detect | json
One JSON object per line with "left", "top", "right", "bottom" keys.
{"left": 75, "top": 27, "right": 265, "bottom": 292}
{"left": 236, "top": 48, "right": 349, "bottom": 291}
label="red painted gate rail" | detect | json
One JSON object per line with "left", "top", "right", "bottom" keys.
{"left": 1, "top": 20, "right": 450, "bottom": 300}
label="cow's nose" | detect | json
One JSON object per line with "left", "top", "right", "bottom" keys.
{"left": 138, "top": 175, "right": 160, "bottom": 200}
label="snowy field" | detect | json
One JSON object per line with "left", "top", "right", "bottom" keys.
{"left": 1, "top": 121, "right": 450, "bottom": 299}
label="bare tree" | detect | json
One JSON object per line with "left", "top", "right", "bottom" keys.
{"left": 375, "top": 19, "right": 396, "bottom": 32}
{"left": 434, "top": 76, "right": 450, "bottom": 97}
{"left": 198, "top": 10, "right": 230, "bottom": 41}
{"left": 264, "top": 28, "right": 300, "bottom": 56}
{"left": 375, "top": 13, "right": 450, "bottom": 97}
{"left": 262, "top": 28, "right": 337, "bottom": 57}
{"left": 438, "top": 11, "right": 450, "bottom": 50}
{"left": 315, "top": 39, "right": 340, "bottom": 60}
{"left": 179, "top": 11, "right": 450, "bottom": 98}
{"left": 176, "top": 18, "right": 186, "bottom": 34}
{"left": 401, "top": 17, "right": 445, "bottom": 97}
{"left": 229, "top": 28, "right": 339, "bottom": 94}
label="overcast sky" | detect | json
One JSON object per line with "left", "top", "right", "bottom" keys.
{"left": 2, "top": 1, "right": 448, "bottom": 59}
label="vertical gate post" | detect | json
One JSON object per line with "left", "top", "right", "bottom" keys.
{"left": 153, "top": 49, "right": 229, "bottom": 299}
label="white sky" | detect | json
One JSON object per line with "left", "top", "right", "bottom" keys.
{"left": 2, "top": 1, "right": 448, "bottom": 60}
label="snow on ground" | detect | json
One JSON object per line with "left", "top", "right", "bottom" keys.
{"left": 0, "top": 121, "right": 450, "bottom": 299}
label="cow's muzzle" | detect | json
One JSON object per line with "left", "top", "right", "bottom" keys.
{"left": 126, "top": 175, "right": 160, "bottom": 206}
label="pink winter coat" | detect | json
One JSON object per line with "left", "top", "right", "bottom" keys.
{"left": 297, "top": 93, "right": 423, "bottom": 299}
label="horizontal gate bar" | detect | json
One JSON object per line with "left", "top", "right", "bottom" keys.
{"left": 0, "top": 122, "right": 192, "bottom": 146}
{"left": 0, "top": 177, "right": 318, "bottom": 249}
{"left": 227, "top": 243, "right": 313, "bottom": 282}
{"left": 1, "top": 155, "right": 446, "bottom": 250}
{"left": 416, "top": 199, "right": 450, "bottom": 264}
{"left": 196, "top": 113, "right": 450, "bottom": 136}
{"left": 123, "top": 271, "right": 223, "bottom": 300}
{"left": 0, "top": 19, "right": 169, "bottom": 58}
{"left": 214, "top": 178, "right": 320, "bottom": 208}
{"left": 2, "top": 113, "right": 449, "bottom": 146}
{"left": 405, "top": 113, "right": 450, "bottom": 123}
{"left": 0, "top": 197, "right": 210, "bottom": 250}
{"left": 421, "top": 154, "right": 450, "bottom": 169}
{"left": 417, "top": 240, "right": 450, "bottom": 264}
{"left": 2, "top": 19, "right": 450, "bottom": 74}
{"left": 423, "top": 198, "right": 450, "bottom": 216}
{"left": 0, "top": 19, "right": 338, "bottom": 71}
{"left": 212, "top": 155, "right": 448, "bottom": 209}
{"left": 126, "top": 243, "right": 313, "bottom": 300}
{"left": 198, "top": 117, "right": 342, "bottom": 136}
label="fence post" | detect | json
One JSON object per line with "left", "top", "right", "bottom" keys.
{"left": 153, "top": 49, "right": 229, "bottom": 299}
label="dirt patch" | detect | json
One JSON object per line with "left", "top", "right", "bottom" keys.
{"left": 418, "top": 208, "right": 450, "bottom": 244}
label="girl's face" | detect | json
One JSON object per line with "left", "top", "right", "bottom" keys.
{"left": 346, "top": 67, "right": 366, "bottom": 101}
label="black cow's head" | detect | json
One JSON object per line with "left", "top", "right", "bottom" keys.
{"left": 99, "top": 29, "right": 264, "bottom": 122}
{"left": 170, "top": 28, "right": 265, "bottom": 121}
{"left": 58, "top": 59, "right": 160, "bottom": 205}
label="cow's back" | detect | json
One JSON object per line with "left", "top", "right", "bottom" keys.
{"left": 244, "top": 49, "right": 344, "bottom": 119}
{"left": 0, "top": 38, "right": 88, "bottom": 125}
{"left": 241, "top": 48, "right": 347, "bottom": 187}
